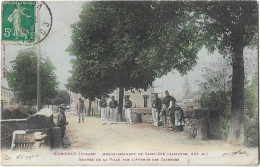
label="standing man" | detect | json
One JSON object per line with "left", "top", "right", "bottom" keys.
{"left": 124, "top": 96, "right": 133, "bottom": 125}
{"left": 152, "top": 93, "right": 162, "bottom": 127}
{"left": 57, "top": 104, "right": 69, "bottom": 145}
{"left": 99, "top": 96, "right": 107, "bottom": 125}
{"left": 162, "top": 90, "right": 176, "bottom": 129}
{"left": 109, "top": 96, "right": 118, "bottom": 124}
{"left": 77, "top": 98, "right": 85, "bottom": 123}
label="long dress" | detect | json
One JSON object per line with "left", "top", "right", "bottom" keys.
{"left": 7, "top": 7, "right": 29, "bottom": 39}
{"left": 174, "top": 109, "right": 185, "bottom": 126}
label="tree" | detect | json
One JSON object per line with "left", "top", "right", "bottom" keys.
{"left": 66, "top": 59, "right": 110, "bottom": 115}
{"left": 199, "top": 62, "right": 258, "bottom": 144}
{"left": 193, "top": 1, "right": 258, "bottom": 145}
{"left": 45, "top": 89, "right": 70, "bottom": 106}
{"left": 6, "top": 49, "right": 59, "bottom": 106}
{"left": 67, "top": 2, "right": 202, "bottom": 120}
{"left": 199, "top": 57, "right": 232, "bottom": 93}
{"left": 244, "top": 72, "right": 258, "bottom": 147}
{"left": 198, "top": 57, "right": 232, "bottom": 138}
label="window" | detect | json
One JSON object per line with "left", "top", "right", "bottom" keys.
{"left": 144, "top": 88, "right": 148, "bottom": 93}
{"left": 143, "top": 95, "right": 149, "bottom": 107}
{"left": 124, "top": 95, "right": 130, "bottom": 103}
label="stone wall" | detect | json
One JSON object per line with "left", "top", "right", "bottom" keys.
{"left": 131, "top": 108, "right": 221, "bottom": 140}
{"left": 184, "top": 109, "right": 221, "bottom": 139}
{"left": 1, "top": 119, "right": 27, "bottom": 132}
{"left": 131, "top": 108, "right": 152, "bottom": 124}
{"left": 131, "top": 108, "right": 173, "bottom": 128}
{"left": 1, "top": 119, "right": 27, "bottom": 149}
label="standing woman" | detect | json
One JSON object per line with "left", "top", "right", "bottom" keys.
{"left": 174, "top": 105, "right": 185, "bottom": 132}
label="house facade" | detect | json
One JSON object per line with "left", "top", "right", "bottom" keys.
{"left": 1, "top": 86, "right": 13, "bottom": 109}
{"left": 179, "top": 91, "right": 202, "bottom": 110}
{"left": 113, "top": 87, "right": 152, "bottom": 108}
{"left": 71, "top": 93, "right": 99, "bottom": 114}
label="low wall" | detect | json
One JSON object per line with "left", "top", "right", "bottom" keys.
{"left": 1, "top": 109, "right": 62, "bottom": 150}
{"left": 1, "top": 119, "right": 27, "bottom": 149}
{"left": 131, "top": 108, "right": 173, "bottom": 128}
{"left": 1, "top": 119, "right": 27, "bottom": 132}
{"left": 131, "top": 108, "right": 221, "bottom": 140}
{"left": 131, "top": 108, "right": 152, "bottom": 124}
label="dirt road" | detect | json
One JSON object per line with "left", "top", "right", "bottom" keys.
{"left": 1, "top": 113, "right": 258, "bottom": 166}
{"left": 65, "top": 113, "right": 255, "bottom": 151}
{"left": 61, "top": 113, "right": 258, "bottom": 165}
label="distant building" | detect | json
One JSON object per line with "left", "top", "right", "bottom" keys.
{"left": 183, "top": 77, "right": 191, "bottom": 97}
{"left": 1, "top": 86, "right": 14, "bottom": 109}
{"left": 170, "top": 93, "right": 182, "bottom": 101}
{"left": 114, "top": 87, "right": 152, "bottom": 108}
{"left": 71, "top": 93, "right": 99, "bottom": 114}
{"left": 180, "top": 91, "right": 202, "bottom": 110}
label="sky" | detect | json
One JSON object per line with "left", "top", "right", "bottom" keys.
{"left": 1, "top": 2, "right": 258, "bottom": 98}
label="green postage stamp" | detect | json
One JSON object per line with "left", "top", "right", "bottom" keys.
{"left": 2, "top": 1, "right": 36, "bottom": 43}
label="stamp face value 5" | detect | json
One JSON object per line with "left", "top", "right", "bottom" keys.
{"left": 2, "top": 1, "right": 36, "bottom": 43}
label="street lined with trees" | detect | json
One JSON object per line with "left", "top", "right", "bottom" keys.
{"left": 67, "top": 1, "right": 257, "bottom": 145}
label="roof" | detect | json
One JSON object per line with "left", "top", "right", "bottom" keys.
{"left": 183, "top": 101, "right": 200, "bottom": 107}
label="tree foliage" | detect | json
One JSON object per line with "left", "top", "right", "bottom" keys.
{"left": 199, "top": 57, "right": 232, "bottom": 139}
{"left": 193, "top": 1, "right": 258, "bottom": 55}
{"left": 244, "top": 72, "right": 258, "bottom": 147}
{"left": 44, "top": 89, "right": 70, "bottom": 106}
{"left": 6, "top": 49, "right": 59, "bottom": 106}
{"left": 199, "top": 58, "right": 258, "bottom": 145}
{"left": 193, "top": 1, "right": 258, "bottom": 145}
{"left": 67, "top": 2, "right": 203, "bottom": 118}
{"left": 199, "top": 57, "right": 232, "bottom": 93}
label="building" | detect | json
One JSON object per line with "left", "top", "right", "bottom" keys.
{"left": 180, "top": 91, "right": 202, "bottom": 110}
{"left": 71, "top": 87, "right": 152, "bottom": 116}
{"left": 113, "top": 87, "right": 152, "bottom": 108}
{"left": 1, "top": 86, "right": 13, "bottom": 109}
{"left": 71, "top": 93, "right": 99, "bottom": 114}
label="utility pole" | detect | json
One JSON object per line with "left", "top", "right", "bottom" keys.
{"left": 37, "top": 11, "right": 42, "bottom": 111}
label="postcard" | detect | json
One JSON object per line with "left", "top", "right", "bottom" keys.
{"left": 1, "top": 1, "right": 258, "bottom": 166}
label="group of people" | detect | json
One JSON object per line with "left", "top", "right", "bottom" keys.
{"left": 99, "top": 95, "right": 133, "bottom": 125}
{"left": 152, "top": 90, "right": 185, "bottom": 132}
{"left": 56, "top": 90, "right": 184, "bottom": 146}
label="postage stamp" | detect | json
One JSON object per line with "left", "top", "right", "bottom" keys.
{"left": 2, "top": 1, "right": 36, "bottom": 44}
{"left": 1, "top": 1, "right": 52, "bottom": 45}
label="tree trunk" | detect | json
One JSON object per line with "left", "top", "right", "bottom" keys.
{"left": 227, "top": 33, "right": 245, "bottom": 145}
{"left": 88, "top": 100, "right": 92, "bottom": 116}
{"left": 118, "top": 86, "right": 124, "bottom": 121}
